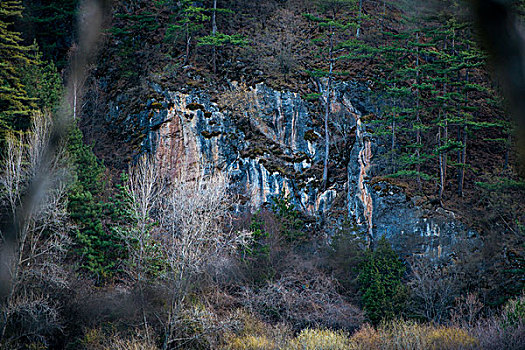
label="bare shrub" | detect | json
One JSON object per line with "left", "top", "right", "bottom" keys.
{"left": 0, "top": 114, "right": 71, "bottom": 347}
{"left": 473, "top": 317, "right": 525, "bottom": 350}
{"left": 349, "top": 320, "right": 478, "bottom": 350}
{"left": 81, "top": 327, "right": 158, "bottom": 350}
{"left": 425, "top": 326, "right": 479, "bottom": 350}
{"left": 220, "top": 82, "right": 259, "bottom": 121}
{"left": 241, "top": 254, "right": 364, "bottom": 331}
{"left": 154, "top": 171, "right": 245, "bottom": 349}
{"left": 449, "top": 293, "right": 484, "bottom": 328}
{"left": 381, "top": 320, "right": 429, "bottom": 350}
{"left": 105, "top": 336, "right": 159, "bottom": 350}
{"left": 255, "top": 8, "right": 306, "bottom": 83}
{"left": 407, "top": 257, "right": 459, "bottom": 324}
{"left": 221, "top": 309, "right": 290, "bottom": 350}
{"left": 348, "top": 324, "right": 381, "bottom": 349}
{"left": 3, "top": 293, "right": 62, "bottom": 348}
{"left": 473, "top": 295, "right": 525, "bottom": 350}
{"left": 225, "top": 334, "right": 278, "bottom": 350}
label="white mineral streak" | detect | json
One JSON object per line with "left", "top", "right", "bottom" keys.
{"left": 291, "top": 101, "right": 297, "bottom": 151}
{"left": 154, "top": 87, "right": 334, "bottom": 215}
{"left": 357, "top": 123, "right": 374, "bottom": 242}
{"left": 275, "top": 93, "right": 284, "bottom": 144}
{"left": 342, "top": 93, "right": 374, "bottom": 242}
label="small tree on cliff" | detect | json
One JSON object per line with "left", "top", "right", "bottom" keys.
{"left": 165, "top": 0, "right": 209, "bottom": 65}
{"left": 197, "top": 0, "right": 247, "bottom": 74}
{"left": 304, "top": 0, "right": 358, "bottom": 189}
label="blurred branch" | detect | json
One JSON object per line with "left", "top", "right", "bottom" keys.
{"left": 469, "top": 0, "right": 525, "bottom": 168}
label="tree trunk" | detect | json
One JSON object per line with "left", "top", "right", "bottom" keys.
{"left": 73, "top": 81, "right": 77, "bottom": 120}
{"left": 184, "top": 22, "right": 190, "bottom": 65}
{"left": 212, "top": 0, "right": 217, "bottom": 74}
{"left": 504, "top": 133, "right": 511, "bottom": 169}
{"left": 391, "top": 86, "right": 396, "bottom": 174}
{"left": 439, "top": 125, "right": 445, "bottom": 204}
{"left": 322, "top": 24, "right": 333, "bottom": 190}
{"left": 415, "top": 32, "right": 422, "bottom": 191}
{"left": 439, "top": 37, "right": 449, "bottom": 204}
{"left": 458, "top": 125, "right": 467, "bottom": 196}
{"left": 356, "top": 0, "right": 363, "bottom": 38}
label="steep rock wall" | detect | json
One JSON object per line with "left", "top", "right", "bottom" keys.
{"left": 104, "top": 80, "right": 474, "bottom": 256}
{"left": 133, "top": 83, "right": 339, "bottom": 214}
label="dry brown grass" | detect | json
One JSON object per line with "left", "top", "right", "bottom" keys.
{"left": 348, "top": 320, "right": 480, "bottom": 350}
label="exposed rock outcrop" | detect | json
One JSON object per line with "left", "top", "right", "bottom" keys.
{"left": 103, "top": 80, "right": 475, "bottom": 256}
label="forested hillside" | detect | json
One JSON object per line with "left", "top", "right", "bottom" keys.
{"left": 0, "top": 0, "right": 524, "bottom": 349}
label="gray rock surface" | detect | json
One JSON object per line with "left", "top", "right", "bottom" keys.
{"left": 105, "top": 80, "right": 473, "bottom": 256}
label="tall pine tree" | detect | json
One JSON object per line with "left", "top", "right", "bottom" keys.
{"left": 21, "top": 0, "right": 78, "bottom": 69}
{"left": 304, "top": 0, "right": 358, "bottom": 189}
{"left": 0, "top": 0, "right": 35, "bottom": 137}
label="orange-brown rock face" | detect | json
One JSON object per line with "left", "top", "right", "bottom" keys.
{"left": 103, "top": 80, "right": 474, "bottom": 257}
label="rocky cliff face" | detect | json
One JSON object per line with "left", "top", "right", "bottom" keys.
{"left": 103, "top": 80, "right": 474, "bottom": 256}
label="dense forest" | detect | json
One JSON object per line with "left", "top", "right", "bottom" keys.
{"left": 0, "top": 0, "right": 524, "bottom": 349}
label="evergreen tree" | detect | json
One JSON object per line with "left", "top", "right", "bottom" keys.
{"left": 0, "top": 0, "right": 35, "bottom": 137}
{"left": 21, "top": 0, "right": 78, "bottom": 68}
{"left": 366, "top": 8, "right": 504, "bottom": 201}
{"left": 20, "top": 41, "right": 62, "bottom": 112}
{"left": 197, "top": 0, "right": 247, "bottom": 73}
{"left": 304, "top": 0, "right": 358, "bottom": 189}
{"left": 165, "top": 0, "right": 210, "bottom": 65}
{"left": 108, "top": 1, "right": 165, "bottom": 82}
{"left": 67, "top": 124, "right": 127, "bottom": 280}
{"left": 358, "top": 236, "right": 407, "bottom": 324}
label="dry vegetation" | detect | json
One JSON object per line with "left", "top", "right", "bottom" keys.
{"left": 1, "top": 0, "right": 524, "bottom": 348}
{"left": 1, "top": 124, "right": 523, "bottom": 348}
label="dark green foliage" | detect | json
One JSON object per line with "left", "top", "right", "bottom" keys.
{"left": 67, "top": 125, "right": 126, "bottom": 280}
{"left": 326, "top": 219, "right": 367, "bottom": 296}
{"left": 362, "top": 11, "right": 509, "bottom": 201}
{"left": 0, "top": 0, "right": 35, "bottom": 136}
{"left": 304, "top": 92, "right": 323, "bottom": 101}
{"left": 106, "top": 3, "right": 167, "bottom": 83}
{"left": 0, "top": 1, "right": 62, "bottom": 146}
{"left": 164, "top": 0, "right": 209, "bottom": 49}
{"left": 270, "top": 195, "right": 306, "bottom": 242}
{"left": 501, "top": 295, "right": 525, "bottom": 329}
{"left": 20, "top": 42, "right": 62, "bottom": 112}
{"left": 21, "top": 0, "right": 78, "bottom": 68}
{"left": 240, "top": 211, "right": 274, "bottom": 285}
{"left": 358, "top": 236, "right": 407, "bottom": 324}
{"left": 67, "top": 125, "right": 104, "bottom": 194}
{"left": 162, "top": 0, "right": 246, "bottom": 71}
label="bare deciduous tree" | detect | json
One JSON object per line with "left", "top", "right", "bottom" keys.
{"left": 407, "top": 257, "right": 459, "bottom": 324}
{"left": 158, "top": 171, "right": 243, "bottom": 349}
{"left": 450, "top": 293, "right": 483, "bottom": 328}
{"left": 122, "top": 164, "right": 246, "bottom": 349}
{"left": 240, "top": 254, "right": 364, "bottom": 330}
{"left": 0, "top": 113, "right": 71, "bottom": 347}
{"left": 125, "top": 155, "right": 162, "bottom": 282}
{"left": 122, "top": 154, "right": 163, "bottom": 342}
